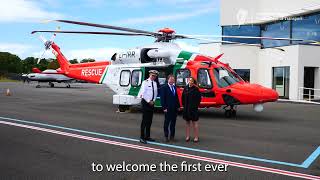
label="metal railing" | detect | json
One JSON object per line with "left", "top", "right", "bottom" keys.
{"left": 298, "top": 87, "right": 320, "bottom": 101}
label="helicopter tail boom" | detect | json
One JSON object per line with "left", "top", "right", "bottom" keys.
{"left": 50, "top": 42, "right": 110, "bottom": 83}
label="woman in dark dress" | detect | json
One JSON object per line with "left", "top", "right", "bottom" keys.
{"left": 182, "top": 77, "right": 201, "bottom": 142}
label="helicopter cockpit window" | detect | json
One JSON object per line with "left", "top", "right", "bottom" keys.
{"left": 197, "top": 69, "right": 212, "bottom": 89}
{"left": 131, "top": 70, "right": 142, "bottom": 87}
{"left": 176, "top": 69, "right": 191, "bottom": 87}
{"left": 213, "top": 67, "right": 240, "bottom": 88}
{"left": 120, "top": 70, "right": 131, "bottom": 86}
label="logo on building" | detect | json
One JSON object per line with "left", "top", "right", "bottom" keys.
{"left": 236, "top": 8, "right": 249, "bottom": 27}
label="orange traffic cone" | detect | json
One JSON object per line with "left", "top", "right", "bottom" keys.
{"left": 6, "top": 88, "right": 11, "bottom": 96}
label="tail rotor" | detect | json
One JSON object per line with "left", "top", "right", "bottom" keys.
{"left": 35, "top": 27, "right": 60, "bottom": 64}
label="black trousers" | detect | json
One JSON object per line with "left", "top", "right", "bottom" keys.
{"left": 141, "top": 99, "right": 154, "bottom": 139}
{"left": 164, "top": 110, "right": 177, "bottom": 138}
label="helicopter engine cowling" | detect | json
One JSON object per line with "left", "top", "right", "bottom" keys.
{"left": 146, "top": 49, "right": 177, "bottom": 64}
{"left": 147, "top": 49, "right": 172, "bottom": 59}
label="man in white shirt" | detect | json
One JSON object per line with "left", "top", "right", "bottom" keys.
{"left": 138, "top": 70, "right": 158, "bottom": 144}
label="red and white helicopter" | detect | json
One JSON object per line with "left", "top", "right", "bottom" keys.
{"left": 31, "top": 20, "right": 319, "bottom": 117}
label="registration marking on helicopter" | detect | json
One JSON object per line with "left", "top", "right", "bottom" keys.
{"left": 0, "top": 117, "right": 319, "bottom": 179}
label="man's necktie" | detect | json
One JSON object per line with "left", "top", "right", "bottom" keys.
{"left": 151, "top": 81, "right": 154, "bottom": 100}
{"left": 171, "top": 85, "right": 175, "bottom": 95}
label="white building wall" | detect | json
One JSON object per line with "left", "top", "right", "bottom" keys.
{"left": 200, "top": 0, "right": 320, "bottom": 100}
{"left": 200, "top": 44, "right": 320, "bottom": 100}
{"left": 298, "top": 45, "right": 320, "bottom": 99}
{"left": 199, "top": 44, "right": 260, "bottom": 83}
{"left": 221, "top": 0, "right": 320, "bottom": 26}
{"left": 220, "top": 45, "right": 260, "bottom": 83}
{"left": 258, "top": 46, "right": 300, "bottom": 100}
{"left": 198, "top": 43, "right": 221, "bottom": 58}
{"left": 315, "top": 68, "right": 320, "bottom": 99}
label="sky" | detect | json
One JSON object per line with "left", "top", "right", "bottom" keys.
{"left": 0, "top": 0, "right": 221, "bottom": 61}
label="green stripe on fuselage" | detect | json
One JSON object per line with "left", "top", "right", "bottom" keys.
{"left": 174, "top": 50, "right": 193, "bottom": 74}
{"left": 177, "top": 51, "right": 193, "bottom": 60}
{"left": 128, "top": 67, "right": 145, "bottom": 96}
{"left": 100, "top": 66, "right": 108, "bottom": 84}
{"left": 127, "top": 51, "right": 193, "bottom": 107}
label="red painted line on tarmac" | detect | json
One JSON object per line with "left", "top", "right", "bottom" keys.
{"left": 0, "top": 120, "right": 319, "bottom": 180}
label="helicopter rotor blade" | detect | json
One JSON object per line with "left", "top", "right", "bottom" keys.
{"left": 31, "top": 30, "right": 153, "bottom": 36}
{"left": 176, "top": 34, "right": 320, "bottom": 44}
{"left": 37, "top": 49, "right": 47, "bottom": 64}
{"left": 182, "top": 35, "right": 286, "bottom": 51}
{"left": 198, "top": 40, "right": 285, "bottom": 51}
{"left": 35, "top": 19, "right": 320, "bottom": 46}
{"left": 48, "top": 26, "right": 60, "bottom": 42}
{"left": 51, "top": 19, "right": 159, "bottom": 36}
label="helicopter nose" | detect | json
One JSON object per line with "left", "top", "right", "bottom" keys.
{"left": 261, "top": 88, "right": 279, "bottom": 102}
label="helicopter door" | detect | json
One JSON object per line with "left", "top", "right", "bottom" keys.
{"left": 145, "top": 66, "right": 174, "bottom": 87}
{"left": 197, "top": 68, "right": 216, "bottom": 107}
{"left": 145, "top": 66, "right": 174, "bottom": 106}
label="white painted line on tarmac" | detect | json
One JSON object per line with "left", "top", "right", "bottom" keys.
{"left": 0, "top": 120, "right": 319, "bottom": 180}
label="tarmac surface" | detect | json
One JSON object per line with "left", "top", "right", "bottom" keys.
{"left": 0, "top": 82, "right": 319, "bottom": 180}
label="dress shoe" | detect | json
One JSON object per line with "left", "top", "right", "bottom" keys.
{"left": 164, "top": 137, "right": 169, "bottom": 142}
{"left": 140, "top": 138, "right": 147, "bottom": 144}
{"left": 146, "top": 137, "right": 156, "bottom": 142}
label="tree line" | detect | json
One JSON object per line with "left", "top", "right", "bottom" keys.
{"left": 0, "top": 51, "right": 96, "bottom": 76}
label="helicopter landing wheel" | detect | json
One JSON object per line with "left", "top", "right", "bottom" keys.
{"left": 224, "top": 105, "right": 237, "bottom": 118}
{"left": 118, "top": 105, "right": 129, "bottom": 112}
{"left": 66, "top": 84, "right": 71, "bottom": 88}
{"left": 49, "top": 82, "right": 54, "bottom": 88}
{"left": 36, "top": 85, "right": 41, "bottom": 88}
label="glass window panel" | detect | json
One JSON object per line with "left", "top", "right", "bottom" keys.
{"left": 234, "top": 69, "right": 250, "bottom": 82}
{"left": 197, "top": 69, "right": 212, "bottom": 88}
{"left": 213, "top": 67, "right": 240, "bottom": 88}
{"left": 222, "top": 25, "right": 261, "bottom": 44}
{"left": 292, "top": 13, "right": 320, "bottom": 44}
{"left": 157, "top": 71, "right": 167, "bottom": 86}
{"left": 131, "top": 70, "right": 142, "bottom": 87}
{"left": 176, "top": 69, "right": 190, "bottom": 87}
{"left": 272, "top": 67, "right": 290, "bottom": 98}
{"left": 120, "top": 70, "right": 130, "bottom": 86}
{"left": 261, "top": 21, "right": 290, "bottom": 48}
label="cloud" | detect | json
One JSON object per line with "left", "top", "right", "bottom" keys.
{"left": 0, "top": 0, "right": 63, "bottom": 23}
{"left": 31, "top": 50, "right": 54, "bottom": 60}
{"left": 0, "top": 43, "right": 33, "bottom": 57}
{"left": 32, "top": 42, "right": 199, "bottom": 61}
{"left": 114, "top": 5, "right": 216, "bottom": 25}
{"left": 115, "top": 0, "right": 217, "bottom": 9}
{"left": 31, "top": 47, "right": 124, "bottom": 61}
{"left": 64, "top": 47, "right": 124, "bottom": 61}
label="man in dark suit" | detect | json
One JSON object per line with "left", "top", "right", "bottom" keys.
{"left": 160, "top": 74, "right": 181, "bottom": 142}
